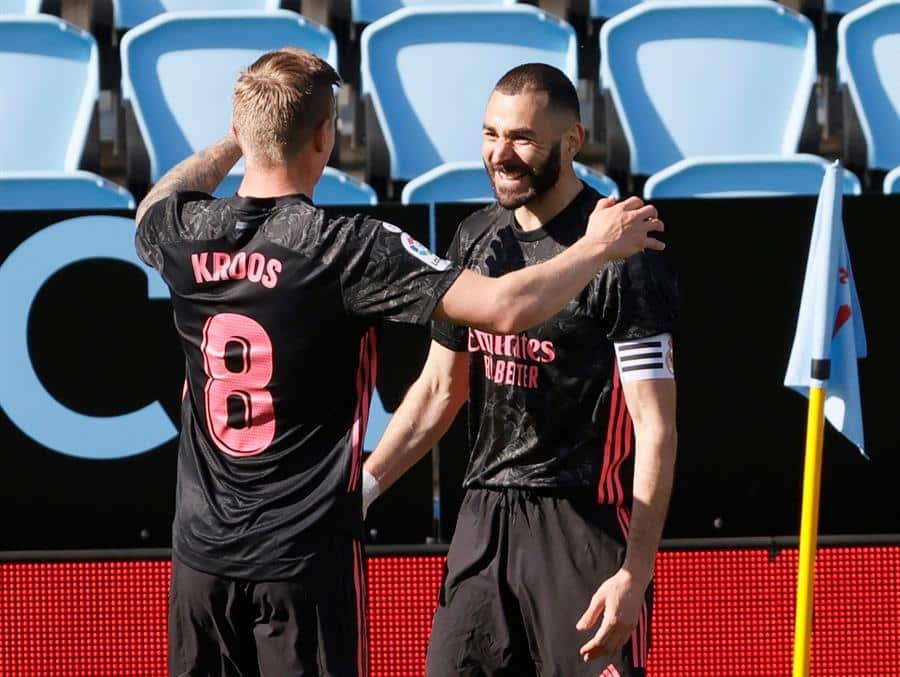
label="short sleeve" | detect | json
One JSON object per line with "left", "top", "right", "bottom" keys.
{"left": 340, "top": 217, "right": 462, "bottom": 325}
{"left": 430, "top": 227, "right": 469, "bottom": 352}
{"left": 600, "top": 250, "right": 678, "bottom": 343}
{"left": 134, "top": 196, "right": 174, "bottom": 271}
{"left": 135, "top": 191, "right": 214, "bottom": 271}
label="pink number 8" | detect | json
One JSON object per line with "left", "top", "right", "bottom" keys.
{"left": 201, "top": 313, "right": 275, "bottom": 456}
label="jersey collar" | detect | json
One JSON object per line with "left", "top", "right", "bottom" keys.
{"left": 510, "top": 184, "right": 593, "bottom": 243}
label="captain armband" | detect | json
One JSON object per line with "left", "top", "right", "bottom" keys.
{"left": 613, "top": 333, "right": 675, "bottom": 383}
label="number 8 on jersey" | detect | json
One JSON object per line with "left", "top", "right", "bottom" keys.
{"left": 201, "top": 313, "right": 276, "bottom": 456}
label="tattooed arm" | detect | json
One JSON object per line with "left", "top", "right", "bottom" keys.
{"left": 135, "top": 134, "right": 242, "bottom": 225}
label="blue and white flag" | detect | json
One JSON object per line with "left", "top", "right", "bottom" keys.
{"left": 784, "top": 162, "right": 867, "bottom": 454}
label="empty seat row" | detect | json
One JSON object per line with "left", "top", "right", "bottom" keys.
{"left": 2, "top": 2, "right": 898, "bottom": 212}
{"left": 120, "top": 9, "right": 337, "bottom": 195}
{"left": 0, "top": 12, "right": 374, "bottom": 210}
{"left": 361, "top": 0, "right": 895, "bottom": 194}
{"left": 0, "top": 1, "right": 885, "bottom": 81}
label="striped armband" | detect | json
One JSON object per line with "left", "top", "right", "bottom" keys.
{"left": 613, "top": 333, "right": 675, "bottom": 383}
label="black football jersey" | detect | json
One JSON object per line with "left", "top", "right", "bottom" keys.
{"left": 432, "top": 186, "right": 677, "bottom": 505}
{"left": 136, "top": 191, "right": 460, "bottom": 579}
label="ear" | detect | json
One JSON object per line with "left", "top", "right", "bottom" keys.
{"left": 566, "top": 122, "right": 586, "bottom": 159}
{"left": 231, "top": 122, "right": 240, "bottom": 146}
{"left": 312, "top": 116, "right": 332, "bottom": 154}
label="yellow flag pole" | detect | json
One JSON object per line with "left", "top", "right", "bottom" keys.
{"left": 792, "top": 384, "right": 827, "bottom": 677}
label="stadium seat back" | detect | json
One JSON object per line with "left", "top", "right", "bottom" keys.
{"left": 113, "top": 0, "right": 282, "bottom": 31}
{"left": 121, "top": 10, "right": 337, "bottom": 182}
{"left": 837, "top": 0, "right": 900, "bottom": 171}
{"left": 643, "top": 155, "right": 862, "bottom": 198}
{"left": 0, "top": 171, "right": 135, "bottom": 210}
{"left": 361, "top": 5, "right": 577, "bottom": 182}
{"left": 884, "top": 166, "right": 900, "bottom": 194}
{"left": 313, "top": 167, "right": 379, "bottom": 205}
{"left": 0, "top": 17, "right": 97, "bottom": 172}
{"left": 352, "top": 0, "right": 516, "bottom": 28}
{"left": 826, "top": 0, "right": 869, "bottom": 14}
{"left": 0, "top": 0, "right": 41, "bottom": 14}
{"left": 574, "top": 162, "right": 621, "bottom": 198}
{"left": 590, "top": 0, "right": 644, "bottom": 20}
{"left": 401, "top": 162, "right": 495, "bottom": 204}
{"left": 599, "top": 0, "right": 817, "bottom": 176}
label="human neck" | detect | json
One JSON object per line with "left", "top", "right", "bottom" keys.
{"left": 237, "top": 158, "right": 318, "bottom": 200}
{"left": 514, "top": 169, "right": 583, "bottom": 232}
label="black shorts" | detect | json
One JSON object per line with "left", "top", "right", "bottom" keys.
{"left": 168, "top": 538, "right": 368, "bottom": 677}
{"left": 426, "top": 488, "right": 651, "bottom": 677}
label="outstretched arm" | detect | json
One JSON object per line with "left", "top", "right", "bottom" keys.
{"left": 363, "top": 341, "right": 469, "bottom": 514}
{"left": 576, "top": 376, "right": 677, "bottom": 662}
{"left": 432, "top": 197, "right": 664, "bottom": 335}
{"left": 135, "top": 134, "right": 242, "bottom": 224}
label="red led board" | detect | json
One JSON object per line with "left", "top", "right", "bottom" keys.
{"left": 1, "top": 547, "right": 897, "bottom": 675}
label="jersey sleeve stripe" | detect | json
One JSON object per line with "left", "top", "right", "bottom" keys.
{"left": 616, "top": 340, "right": 662, "bottom": 350}
{"left": 618, "top": 351, "right": 663, "bottom": 362}
{"left": 621, "top": 363, "right": 664, "bottom": 372}
{"left": 597, "top": 367, "right": 623, "bottom": 504}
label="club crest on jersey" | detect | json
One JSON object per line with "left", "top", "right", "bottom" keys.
{"left": 400, "top": 232, "right": 451, "bottom": 271}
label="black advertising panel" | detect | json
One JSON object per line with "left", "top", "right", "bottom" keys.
{"left": 3, "top": 197, "right": 900, "bottom": 550}
{"left": 0, "top": 209, "right": 180, "bottom": 549}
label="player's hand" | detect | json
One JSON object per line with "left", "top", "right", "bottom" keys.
{"left": 575, "top": 568, "right": 645, "bottom": 662}
{"left": 584, "top": 196, "right": 665, "bottom": 263}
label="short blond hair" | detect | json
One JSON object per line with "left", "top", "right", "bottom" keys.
{"left": 232, "top": 48, "right": 341, "bottom": 166}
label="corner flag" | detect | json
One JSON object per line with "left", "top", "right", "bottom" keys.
{"left": 784, "top": 161, "right": 867, "bottom": 454}
{"left": 784, "top": 161, "right": 867, "bottom": 677}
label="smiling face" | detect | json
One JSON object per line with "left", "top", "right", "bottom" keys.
{"left": 481, "top": 89, "right": 575, "bottom": 209}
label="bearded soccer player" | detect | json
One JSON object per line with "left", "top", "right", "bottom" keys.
{"left": 133, "top": 49, "right": 664, "bottom": 676}
{"left": 363, "top": 63, "right": 678, "bottom": 676}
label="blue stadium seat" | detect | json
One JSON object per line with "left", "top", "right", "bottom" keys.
{"left": 884, "top": 166, "right": 900, "bottom": 193}
{"left": 401, "top": 162, "right": 494, "bottom": 205}
{"left": 360, "top": 5, "right": 577, "bottom": 192}
{"left": 599, "top": 1, "right": 817, "bottom": 180}
{"left": 826, "top": 0, "right": 870, "bottom": 13}
{"left": 0, "top": 16, "right": 99, "bottom": 172}
{"left": 0, "top": 171, "right": 135, "bottom": 210}
{"left": 313, "top": 167, "right": 378, "bottom": 205}
{"left": 401, "top": 160, "right": 619, "bottom": 204}
{"left": 643, "top": 155, "right": 862, "bottom": 198}
{"left": 98, "top": 3, "right": 297, "bottom": 94}
{"left": 590, "top": 0, "right": 644, "bottom": 19}
{"left": 120, "top": 10, "right": 337, "bottom": 197}
{"left": 575, "top": 162, "right": 621, "bottom": 198}
{"left": 214, "top": 168, "right": 378, "bottom": 205}
{"left": 837, "top": 0, "right": 900, "bottom": 175}
{"left": 112, "top": 0, "right": 282, "bottom": 30}
{"left": 353, "top": 0, "right": 516, "bottom": 27}
{"left": 0, "top": 0, "right": 41, "bottom": 13}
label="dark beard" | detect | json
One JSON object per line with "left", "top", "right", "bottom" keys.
{"left": 486, "top": 142, "right": 562, "bottom": 210}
